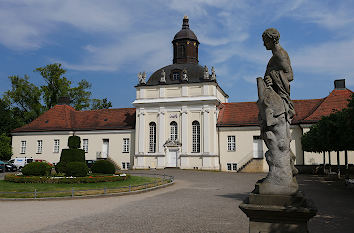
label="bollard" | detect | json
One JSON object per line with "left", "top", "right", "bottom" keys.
{"left": 71, "top": 187, "right": 74, "bottom": 198}
{"left": 129, "top": 184, "right": 131, "bottom": 192}
{"left": 34, "top": 189, "right": 37, "bottom": 199}
{"left": 104, "top": 187, "right": 107, "bottom": 195}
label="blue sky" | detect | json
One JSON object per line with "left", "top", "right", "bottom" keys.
{"left": 0, "top": 0, "right": 354, "bottom": 108}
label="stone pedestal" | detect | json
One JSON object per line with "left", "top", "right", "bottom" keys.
{"left": 239, "top": 183, "right": 317, "bottom": 233}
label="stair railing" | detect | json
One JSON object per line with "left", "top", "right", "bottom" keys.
{"left": 237, "top": 151, "right": 254, "bottom": 172}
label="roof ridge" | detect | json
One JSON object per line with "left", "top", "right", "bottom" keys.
{"left": 299, "top": 97, "right": 326, "bottom": 122}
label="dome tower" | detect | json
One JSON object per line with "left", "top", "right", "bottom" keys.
{"left": 172, "top": 16, "right": 199, "bottom": 64}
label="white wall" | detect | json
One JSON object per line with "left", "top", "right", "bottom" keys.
{"left": 12, "top": 130, "right": 135, "bottom": 169}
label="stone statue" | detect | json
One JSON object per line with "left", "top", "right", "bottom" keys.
{"left": 138, "top": 72, "right": 146, "bottom": 85}
{"left": 182, "top": 69, "right": 188, "bottom": 81}
{"left": 257, "top": 28, "right": 298, "bottom": 195}
{"left": 160, "top": 69, "right": 166, "bottom": 83}
{"left": 203, "top": 65, "right": 209, "bottom": 79}
{"left": 211, "top": 66, "right": 216, "bottom": 80}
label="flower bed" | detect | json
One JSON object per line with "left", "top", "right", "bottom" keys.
{"left": 4, "top": 173, "right": 130, "bottom": 184}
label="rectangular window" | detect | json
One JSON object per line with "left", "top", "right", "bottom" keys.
{"left": 123, "top": 138, "right": 129, "bottom": 153}
{"left": 54, "top": 139, "right": 60, "bottom": 153}
{"left": 227, "top": 136, "right": 236, "bottom": 151}
{"left": 20, "top": 141, "right": 26, "bottom": 154}
{"left": 122, "top": 162, "right": 126, "bottom": 169}
{"left": 227, "top": 163, "right": 232, "bottom": 171}
{"left": 37, "top": 140, "right": 43, "bottom": 154}
{"left": 192, "top": 122, "right": 200, "bottom": 153}
{"left": 232, "top": 163, "right": 237, "bottom": 171}
{"left": 127, "top": 162, "right": 130, "bottom": 169}
{"left": 149, "top": 123, "right": 156, "bottom": 153}
{"left": 83, "top": 139, "right": 88, "bottom": 153}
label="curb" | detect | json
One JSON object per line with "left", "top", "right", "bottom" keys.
{"left": 0, "top": 180, "right": 174, "bottom": 201}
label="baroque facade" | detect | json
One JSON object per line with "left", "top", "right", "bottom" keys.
{"left": 11, "top": 17, "right": 354, "bottom": 172}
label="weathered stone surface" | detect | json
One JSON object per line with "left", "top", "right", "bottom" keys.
{"left": 240, "top": 192, "right": 317, "bottom": 233}
{"left": 239, "top": 28, "right": 317, "bottom": 233}
{"left": 257, "top": 28, "right": 298, "bottom": 195}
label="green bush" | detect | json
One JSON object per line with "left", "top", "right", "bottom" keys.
{"left": 65, "top": 162, "right": 88, "bottom": 177}
{"left": 55, "top": 161, "right": 67, "bottom": 173}
{"left": 91, "top": 160, "right": 115, "bottom": 174}
{"left": 68, "top": 135, "right": 81, "bottom": 149}
{"left": 21, "top": 162, "right": 52, "bottom": 176}
{"left": 60, "top": 149, "right": 85, "bottom": 163}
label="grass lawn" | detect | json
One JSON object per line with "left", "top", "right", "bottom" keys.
{"left": 0, "top": 175, "right": 164, "bottom": 198}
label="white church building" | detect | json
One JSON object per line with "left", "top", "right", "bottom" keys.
{"left": 11, "top": 17, "right": 354, "bottom": 172}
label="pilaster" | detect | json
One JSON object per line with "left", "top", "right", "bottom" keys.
{"left": 158, "top": 107, "right": 165, "bottom": 153}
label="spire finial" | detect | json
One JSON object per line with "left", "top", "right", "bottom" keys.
{"left": 182, "top": 16, "right": 189, "bottom": 29}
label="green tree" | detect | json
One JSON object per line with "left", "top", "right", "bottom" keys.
{"left": 69, "top": 80, "right": 92, "bottom": 110}
{"left": 0, "top": 133, "right": 12, "bottom": 161}
{"left": 91, "top": 98, "right": 112, "bottom": 110}
{"left": 35, "top": 63, "right": 71, "bottom": 110}
{"left": 5, "top": 75, "right": 43, "bottom": 123}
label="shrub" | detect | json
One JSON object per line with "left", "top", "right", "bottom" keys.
{"left": 68, "top": 135, "right": 81, "bottom": 149}
{"left": 55, "top": 161, "right": 67, "bottom": 173}
{"left": 60, "top": 149, "right": 85, "bottom": 163}
{"left": 21, "top": 162, "right": 52, "bottom": 176}
{"left": 91, "top": 160, "right": 115, "bottom": 174}
{"left": 65, "top": 162, "right": 88, "bottom": 177}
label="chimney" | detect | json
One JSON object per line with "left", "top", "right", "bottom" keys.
{"left": 334, "top": 79, "right": 345, "bottom": 89}
{"left": 58, "top": 96, "right": 71, "bottom": 105}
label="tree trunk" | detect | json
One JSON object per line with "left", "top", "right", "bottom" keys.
{"left": 337, "top": 151, "right": 340, "bottom": 178}
{"left": 328, "top": 151, "right": 331, "bottom": 173}
{"left": 323, "top": 151, "right": 326, "bottom": 174}
{"left": 345, "top": 150, "right": 348, "bottom": 170}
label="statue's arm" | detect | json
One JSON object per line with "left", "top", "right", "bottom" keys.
{"left": 275, "top": 50, "right": 293, "bottom": 82}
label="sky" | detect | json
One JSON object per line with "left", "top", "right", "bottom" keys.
{"left": 0, "top": 0, "right": 354, "bottom": 108}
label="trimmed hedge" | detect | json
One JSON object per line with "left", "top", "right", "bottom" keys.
{"left": 4, "top": 174, "right": 130, "bottom": 184}
{"left": 68, "top": 135, "right": 81, "bottom": 149}
{"left": 60, "top": 149, "right": 85, "bottom": 163}
{"left": 21, "top": 162, "right": 52, "bottom": 176}
{"left": 55, "top": 161, "right": 66, "bottom": 174}
{"left": 91, "top": 160, "right": 115, "bottom": 174}
{"left": 65, "top": 162, "right": 88, "bottom": 177}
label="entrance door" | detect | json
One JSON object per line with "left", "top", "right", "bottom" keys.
{"left": 102, "top": 139, "right": 109, "bottom": 158}
{"left": 166, "top": 149, "right": 178, "bottom": 167}
{"left": 253, "top": 136, "right": 263, "bottom": 159}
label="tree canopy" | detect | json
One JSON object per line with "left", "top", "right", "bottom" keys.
{"left": 302, "top": 94, "right": 354, "bottom": 153}
{"left": 1, "top": 63, "right": 113, "bottom": 160}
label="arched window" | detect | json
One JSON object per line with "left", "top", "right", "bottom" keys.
{"left": 170, "top": 121, "right": 178, "bottom": 141}
{"left": 192, "top": 121, "right": 200, "bottom": 153}
{"left": 149, "top": 122, "right": 156, "bottom": 153}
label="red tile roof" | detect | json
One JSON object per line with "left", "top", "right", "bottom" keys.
{"left": 302, "top": 88, "right": 353, "bottom": 123}
{"left": 12, "top": 88, "right": 352, "bottom": 132}
{"left": 217, "top": 88, "right": 352, "bottom": 127}
{"left": 12, "top": 105, "right": 136, "bottom": 133}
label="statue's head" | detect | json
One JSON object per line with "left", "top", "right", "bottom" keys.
{"left": 262, "top": 28, "right": 280, "bottom": 50}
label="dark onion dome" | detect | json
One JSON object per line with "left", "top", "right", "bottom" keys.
{"left": 146, "top": 63, "right": 213, "bottom": 86}
{"left": 173, "top": 16, "right": 198, "bottom": 42}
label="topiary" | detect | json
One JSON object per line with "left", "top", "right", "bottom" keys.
{"left": 22, "top": 162, "right": 52, "bottom": 176}
{"left": 65, "top": 162, "right": 88, "bottom": 177}
{"left": 60, "top": 149, "right": 85, "bottom": 163}
{"left": 68, "top": 135, "right": 81, "bottom": 149}
{"left": 91, "top": 160, "right": 115, "bottom": 174}
{"left": 55, "top": 161, "right": 67, "bottom": 174}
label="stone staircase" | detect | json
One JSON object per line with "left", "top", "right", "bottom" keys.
{"left": 238, "top": 158, "right": 264, "bottom": 173}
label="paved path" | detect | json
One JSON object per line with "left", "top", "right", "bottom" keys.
{"left": 0, "top": 170, "right": 353, "bottom": 233}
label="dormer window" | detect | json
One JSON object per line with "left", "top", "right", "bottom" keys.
{"left": 172, "top": 72, "right": 180, "bottom": 80}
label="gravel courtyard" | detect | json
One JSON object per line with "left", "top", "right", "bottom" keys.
{"left": 0, "top": 169, "right": 353, "bottom": 233}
